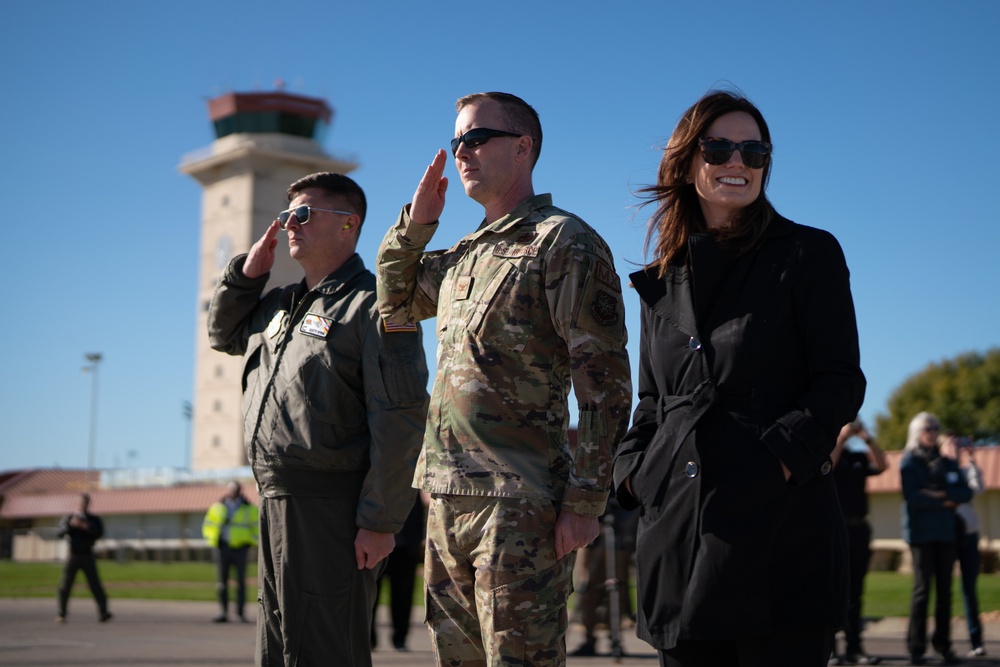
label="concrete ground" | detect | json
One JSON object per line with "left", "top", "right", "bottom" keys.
{"left": 2, "top": 597, "right": 1000, "bottom": 666}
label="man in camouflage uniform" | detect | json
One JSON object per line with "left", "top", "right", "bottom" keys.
{"left": 376, "top": 92, "right": 632, "bottom": 667}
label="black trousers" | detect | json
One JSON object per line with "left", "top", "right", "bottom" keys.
{"left": 371, "top": 544, "right": 420, "bottom": 648}
{"left": 57, "top": 553, "right": 108, "bottom": 617}
{"left": 841, "top": 520, "right": 872, "bottom": 654}
{"left": 215, "top": 542, "right": 249, "bottom": 617}
{"left": 257, "top": 495, "right": 383, "bottom": 667}
{"left": 908, "top": 541, "right": 957, "bottom": 657}
{"left": 658, "top": 625, "right": 834, "bottom": 667}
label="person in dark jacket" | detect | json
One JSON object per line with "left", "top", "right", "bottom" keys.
{"left": 900, "top": 412, "right": 971, "bottom": 666}
{"left": 56, "top": 493, "right": 111, "bottom": 623}
{"left": 612, "top": 90, "right": 866, "bottom": 667}
{"left": 370, "top": 494, "right": 426, "bottom": 652}
{"left": 830, "top": 419, "right": 886, "bottom": 666}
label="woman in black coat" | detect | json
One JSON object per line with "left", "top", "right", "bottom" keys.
{"left": 612, "top": 91, "right": 866, "bottom": 667}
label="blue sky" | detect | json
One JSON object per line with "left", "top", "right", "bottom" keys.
{"left": 1, "top": 1, "right": 997, "bottom": 471}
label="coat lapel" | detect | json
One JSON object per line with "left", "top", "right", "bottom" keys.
{"left": 631, "top": 266, "right": 698, "bottom": 337}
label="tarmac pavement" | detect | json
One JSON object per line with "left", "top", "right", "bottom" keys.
{"left": 2, "top": 597, "right": 1000, "bottom": 666}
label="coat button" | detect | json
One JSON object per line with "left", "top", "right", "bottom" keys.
{"left": 685, "top": 461, "right": 699, "bottom": 478}
{"left": 820, "top": 461, "right": 832, "bottom": 475}
{"left": 689, "top": 337, "right": 702, "bottom": 350}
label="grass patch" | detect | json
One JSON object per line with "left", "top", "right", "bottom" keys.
{"left": 0, "top": 560, "right": 257, "bottom": 603}
{"left": 4, "top": 561, "right": 999, "bottom": 619}
{"left": 863, "top": 571, "right": 1000, "bottom": 619}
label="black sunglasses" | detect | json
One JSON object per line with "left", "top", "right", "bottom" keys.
{"left": 276, "top": 205, "right": 354, "bottom": 230}
{"left": 450, "top": 128, "right": 522, "bottom": 156}
{"left": 699, "top": 137, "right": 772, "bottom": 169}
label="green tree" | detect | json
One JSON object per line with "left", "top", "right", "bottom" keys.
{"left": 873, "top": 348, "right": 1000, "bottom": 450}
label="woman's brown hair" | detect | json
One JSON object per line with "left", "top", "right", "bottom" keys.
{"left": 639, "top": 91, "right": 775, "bottom": 276}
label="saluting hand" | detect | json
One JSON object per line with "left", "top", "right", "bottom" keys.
{"left": 410, "top": 149, "right": 449, "bottom": 225}
{"left": 243, "top": 220, "right": 281, "bottom": 279}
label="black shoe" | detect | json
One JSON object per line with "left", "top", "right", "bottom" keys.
{"left": 938, "top": 650, "right": 961, "bottom": 666}
{"left": 910, "top": 656, "right": 927, "bottom": 666}
{"left": 99, "top": 612, "right": 112, "bottom": 623}
{"left": 570, "top": 641, "right": 597, "bottom": 657}
{"left": 212, "top": 614, "right": 228, "bottom": 623}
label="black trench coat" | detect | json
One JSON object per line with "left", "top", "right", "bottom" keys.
{"left": 613, "top": 214, "right": 866, "bottom": 649}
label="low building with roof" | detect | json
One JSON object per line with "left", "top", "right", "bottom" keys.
{"left": 0, "top": 468, "right": 256, "bottom": 562}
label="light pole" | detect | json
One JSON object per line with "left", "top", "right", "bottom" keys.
{"left": 182, "top": 401, "right": 193, "bottom": 470}
{"left": 83, "top": 352, "right": 102, "bottom": 490}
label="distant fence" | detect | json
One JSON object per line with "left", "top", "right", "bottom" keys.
{"left": 10, "top": 527, "right": 257, "bottom": 564}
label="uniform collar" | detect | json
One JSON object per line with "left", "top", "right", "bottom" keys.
{"left": 475, "top": 193, "right": 553, "bottom": 235}
{"left": 311, "top": 253, "right": 367, "bottom": 296}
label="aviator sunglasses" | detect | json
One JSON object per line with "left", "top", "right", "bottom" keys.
{"left": 450, "top": 128, "right": 522, "bottom": 156}
{"left": 277, "top": 205, "right": 354, "bottom": 230}
{"left": 699, "top": 137, "right": 772, "bottom": 169}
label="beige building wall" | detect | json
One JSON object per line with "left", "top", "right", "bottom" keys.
{"left": 180, "top": 133, "right": 356, "bottom": 470}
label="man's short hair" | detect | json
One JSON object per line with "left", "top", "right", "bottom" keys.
{"left": 456, "top": 92, "right": 542, "bottom": 168}
{"left": 287, "top": 172, "right": 368, "bottom": 230}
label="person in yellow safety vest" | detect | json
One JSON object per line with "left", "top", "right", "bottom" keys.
{"left": 202, "top": 481, "right": 258, "bottom": 623}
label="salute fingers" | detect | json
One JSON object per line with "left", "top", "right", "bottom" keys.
{"left": 411, "top": 150, "right": 448, "bottom": 225}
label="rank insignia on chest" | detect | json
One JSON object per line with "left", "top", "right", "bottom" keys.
{"left": 383, "top": 318, "right": 418, "bottom": 333}
{"left": 590, "top": 290, "right": 619, "bottom": 326}
{"left": 267, "top": 310, "right": 287, "bottom": 339}
{"left": 299, "top": 313, "right": 333, "bottom": 339}
{"left": 454, "top": 276, "right": 473, "bottom": 300}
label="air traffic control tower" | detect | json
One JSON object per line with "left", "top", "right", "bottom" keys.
{"left": 180, "top": 90, "right": 357, "bottom": 470}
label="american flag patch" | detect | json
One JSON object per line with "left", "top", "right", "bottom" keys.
{"left": 383, "top": 318, "right": 418, "bottom": 333}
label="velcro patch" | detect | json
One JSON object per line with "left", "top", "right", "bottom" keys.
{"left": 454, "top": 276, "right": 473, "bottom": 300}
{"left": 595, "top": 259, "right": 622, "bottom": 293}
{"left": 300, "top": 313, "right": 332, "bottom": 339}
{"left": 383, "top": 318, "right": 418, "bottom": 333}
{"left": 590, "top": 290, "right": 619, "bottom": 326}
{"left": 493, "top": 242, "right": 539, "bottom": 258}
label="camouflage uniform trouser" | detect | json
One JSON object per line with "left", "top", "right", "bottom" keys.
{"left": 425, "top": 494, "right": 575, "bottom": 667}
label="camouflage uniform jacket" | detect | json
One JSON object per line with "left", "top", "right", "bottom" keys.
{"left": 208, "top": 253, "right": 429, "bottom": 533}
{"left": 376, "top": 194, "right": 632, "bottom": 517}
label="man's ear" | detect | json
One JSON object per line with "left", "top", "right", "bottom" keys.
{"left": 514, "top": 135, "right": 534, "bottom": 163}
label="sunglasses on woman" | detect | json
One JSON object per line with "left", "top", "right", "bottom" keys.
{"left": 699, "top": 138, "right": 772, "bottom": 169}
{"left": 450, "top": 128, "right": 523, "bottom": 156}
{"left": 276, "top": 206, "right": 354, "bottom": 230}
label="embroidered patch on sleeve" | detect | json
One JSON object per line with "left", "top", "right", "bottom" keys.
{"left": 590, "top": 290, "right": 620, "bottom": 326}
{"left": 594, "top": 259, "right": 622, "bottom": 293}
{"left": 383, "top": 318, "right": 418, "bottom": 333}
{"left": 299, "top": 313, "right": 333, "bottom": 339}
